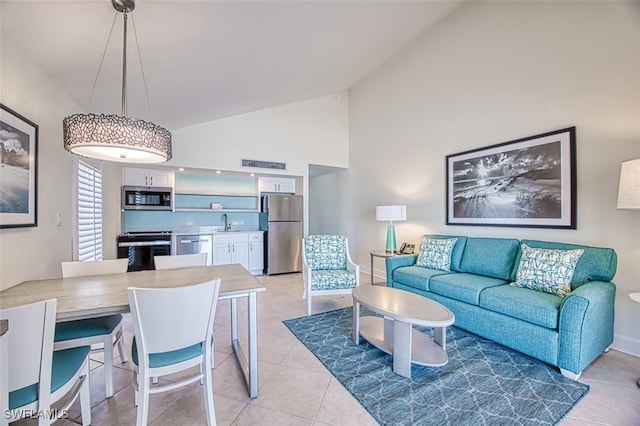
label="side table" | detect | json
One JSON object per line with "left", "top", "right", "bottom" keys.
{"left": 629, "top": 292, "right": 640, "bottom": 388}
{"left": 370, "top": 250, "right": 396, "bottom": 285}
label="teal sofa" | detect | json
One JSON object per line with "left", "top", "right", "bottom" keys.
{"left": 385, "top": 235, "right": 617, "bottom": 379}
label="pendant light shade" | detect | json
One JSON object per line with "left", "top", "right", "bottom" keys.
{"left": 63, "top": 113, "right": 171, "bottom": 163}
{"left": 63, "top": 0, "right": 172, "bottom": 163}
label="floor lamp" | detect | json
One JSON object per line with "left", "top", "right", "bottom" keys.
{"left": 616, "top": 158, "right": 640, "bottom": 388}
{"left": 376, "top": 205, "right": 406, "bottom": 253}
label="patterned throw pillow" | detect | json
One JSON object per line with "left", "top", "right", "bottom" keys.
{"left": 511, "top": 244, "right": 584, "bottom": 297}
{"left": 415, "top": 236, "right": 457, "bottom": 271}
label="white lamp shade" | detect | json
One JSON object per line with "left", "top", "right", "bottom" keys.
{"left": 617, "top": 159, "right": 640, "bottom": 210}
{"left": 376, "top": 205, "right": 407, "bottom": 222}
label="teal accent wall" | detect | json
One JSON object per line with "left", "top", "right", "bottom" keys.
{"left": 122, "top": 210, "right": 259, "bottom": 231}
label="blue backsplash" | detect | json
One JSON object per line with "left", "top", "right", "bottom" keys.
{"left": 122, "top": 210, "right": 259, "bottom": 232}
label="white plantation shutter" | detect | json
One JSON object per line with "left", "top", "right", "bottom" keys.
{"left": 77, "top": 160, "right": 103, "bottom": 261}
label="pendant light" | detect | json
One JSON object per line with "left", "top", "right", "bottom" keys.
{"left": 63, "top": 0, "right": 172, "bottom": 163}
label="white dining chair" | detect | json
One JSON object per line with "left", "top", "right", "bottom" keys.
{"left": 1, "top": 299, "right": 91, "bottom": 425}
{"left": 153, "top": 253, "right": 207, "bottom": 270}
{"left": 128, "top": 279, "right": 221, "bottom": 426}
{"left": 54, "top": 258, "right": 128, "bottom": 398}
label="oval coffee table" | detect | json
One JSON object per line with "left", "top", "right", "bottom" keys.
{"left": 352, "top": 285, "right": 455, "bottom": 378}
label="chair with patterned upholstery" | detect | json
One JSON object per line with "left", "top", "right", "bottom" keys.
{"left": 302, "top": 235, "right": 360, "bottom": 315}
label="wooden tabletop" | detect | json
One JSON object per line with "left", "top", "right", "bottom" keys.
{"left": 0, "top": 264, "right": 265, "bottom": 322}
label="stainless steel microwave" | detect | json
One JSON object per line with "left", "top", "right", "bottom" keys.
{"left": 122, "top": 186, "right": 173, "bottom": 211}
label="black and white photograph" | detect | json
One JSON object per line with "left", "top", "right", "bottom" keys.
{"left": 0, "top": 104, "right": 38, "bottom": 228}
{"left": 446, "top": 127, "right": 576, "bottom": 228}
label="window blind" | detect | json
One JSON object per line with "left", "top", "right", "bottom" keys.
{"left": 77, "top": 160, "right": 103, "bottom": 261}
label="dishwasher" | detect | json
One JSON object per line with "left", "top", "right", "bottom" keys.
{"left": 174, "top": 234, "right": 213, "bottom": 266}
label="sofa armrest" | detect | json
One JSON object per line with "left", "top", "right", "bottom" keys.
{"left": 385, "top": 254, "right": 418, "bottom": 287}
{"left": 557, "top": 280, "right": 616, "bottom": 375}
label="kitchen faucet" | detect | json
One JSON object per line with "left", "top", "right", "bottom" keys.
{"left": 222, "top": 213, "right": 230, "bottom": 231}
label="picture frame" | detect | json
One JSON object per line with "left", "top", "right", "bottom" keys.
{"left": 446, "top": 127, "right": 576, "bottom": 229}
{"left": 0, "top": 104, "right": 38, "bottom": 229}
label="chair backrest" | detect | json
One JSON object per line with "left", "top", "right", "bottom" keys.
{"left": 61, "top": 258, "right": 128, "bottom": 278}
{"left": 127, "top": 279, "right": 220, "bottom": 364}
{"left": 153, "top": 253, "right": 207, "bottom": 270}
{"left": 0, "top": 299, "right": 56, "bottom": 409}
{"left": 303, "top": 235, "right": 348, "bottom": 270}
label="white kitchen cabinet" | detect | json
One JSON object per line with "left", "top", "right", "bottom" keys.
{"left": 248, "top": 233, "right": 264, "bottom": 275}
{"left": 258, "top": 177, "right": 295, "bottom": 194}
{"left": 212, "top": 233, "right": 250, "bottom": 271}
{"left": 123, "top": 167, "right": 174, "bottom": 188}
{"left": 212, "top": 232, "right": 263, "bottom": 275}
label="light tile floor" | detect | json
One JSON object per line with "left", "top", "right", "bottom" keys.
{"left": 50, "top": 273, "right": 639, "bottom": 425}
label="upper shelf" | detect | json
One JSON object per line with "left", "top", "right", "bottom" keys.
{"left": 174, "top": 172, "right": 257, "bottom": 196}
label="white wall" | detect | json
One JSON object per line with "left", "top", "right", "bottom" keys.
{"left": 0, "top": 37, "right": 122, "bottom": 290}
{"left": 343, "top": 1, "right": 640, "bottom": 354}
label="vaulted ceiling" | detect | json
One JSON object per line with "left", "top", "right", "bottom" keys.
{"left": 1, "top": 0, "right": 463, "bottom": 130}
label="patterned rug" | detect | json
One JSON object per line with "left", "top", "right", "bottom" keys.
{"left": 283, "top": 307, "right": 589, "bottom": 426}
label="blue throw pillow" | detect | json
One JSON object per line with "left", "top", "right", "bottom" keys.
{"left": 415, "top": 236, "right": 457, "bottom": 271}
{"left": 511, "top": 243, "right": 584, "bottom": 297}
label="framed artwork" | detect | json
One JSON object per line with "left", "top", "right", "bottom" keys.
{"left": 446, "top": 127, "right": 576, "bottom": 228}
{"left": 0, "top": 104, "right": 38, "bottom": 228}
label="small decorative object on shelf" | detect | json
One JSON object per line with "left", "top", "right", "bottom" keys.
{"left": 211, "top": 203, "right": 223, "bottom": 210}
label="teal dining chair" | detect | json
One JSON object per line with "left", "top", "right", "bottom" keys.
{"left": 128, "top": 279, "right": 221, "bottom": 426}
{"left": 1, "top": 299, "right": 91, "bottom": 425}
{"left": 302, "top": 235, "right": 360, "bottom": 315}
{"left": 54, "top": 259, "right": 128, "bottom": 398}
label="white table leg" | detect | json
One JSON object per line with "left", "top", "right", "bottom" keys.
{"left": 230, "top": 298, "right": 238, "bottom": 341}
{"left": 247, "top": 292, "right": 258, "bottom": 398}
{"left": 370, "top": 254, "right": 374, "bottom": 285}
{"left": 383, "top": 316, "right": 394, "bottom": 343}
{"left": 433, "top": 326, "right": 447, "bottom": 351}
{"left": 229, "top": 293, "right": 259, "bottom": 398}
{"left": 393, "top": 320, "right": 412, "bottom": 378}
{"left": 352, "top": 300, "right": 360, "bottom": 344}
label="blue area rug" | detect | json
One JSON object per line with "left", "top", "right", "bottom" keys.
{"left": 283, "top": 307, "right": 589, "bottom": 426}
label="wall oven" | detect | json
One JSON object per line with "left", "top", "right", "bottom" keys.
{"left": 122, "top": 186, "right": 173, "bottom": 211}
{"left": 117, "top": 231, "right": 172, "bottom": 271}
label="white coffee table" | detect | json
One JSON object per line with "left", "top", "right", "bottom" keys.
{"left": 352, "top": 285, "right": 455, "bottom": 378}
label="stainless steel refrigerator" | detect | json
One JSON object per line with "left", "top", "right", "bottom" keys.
{"left": 259, "top": 194, "right": 303, "bottom": 275}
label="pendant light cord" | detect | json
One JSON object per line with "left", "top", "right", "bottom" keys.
{"left": 88, "top": 12, "right": 118, "bottom": 110}
{"left": 87, "top": 9, "right": 155, "bottom": 120}
{"left": 130, "top": 14, "right": 155, "bottom": 121}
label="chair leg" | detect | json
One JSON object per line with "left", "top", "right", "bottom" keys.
{"left": 136, "top": 372, "right": 150, "bottom": 426}
{"left": 307, "top": 292, "right": 312, "bottom": 316}
{"left": 116, "top": 328, "right": 127, "bottom": 363}
{"left": 104, "top": 335, "right": 115, "bottom": 398}
{"left": 80, "top": 362, "right": 92, "bottom": 426}
{"left": 203, "top": 360, "right": 216, "bottom": 425}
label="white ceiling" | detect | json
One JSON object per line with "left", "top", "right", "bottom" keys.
{"left": 1, "top": 0, "right": 463, "bottom": 131}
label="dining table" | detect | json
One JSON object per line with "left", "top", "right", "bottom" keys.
{"left": 0, "top": 263, "right": 266, "bottom": 398}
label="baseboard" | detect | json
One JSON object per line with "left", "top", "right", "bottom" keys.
{"left": 611, "top": 333, "right": 640, "bottom": 358}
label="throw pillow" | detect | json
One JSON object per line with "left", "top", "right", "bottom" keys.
{"left": 415, "top": 236, "right": 457, "bottom": 271}
{"left": 512, "top": 244, "right": 584, "bottom": 297}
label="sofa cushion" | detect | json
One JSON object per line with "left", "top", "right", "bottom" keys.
{"left": 511, "top": 244, "right": 584, "bottom": 297}
{"left": 480, "top": 284, "right": 563, "bottom": 329}
{"left": 429, "top": 273, "right": 509, "bottom": 305}
{"left": 459, "top": 237, "right": 519, "bottom": 280}
{"left": 415, "top": 236, "right": 457, "bottom": 271}
{"left": 392, "top": 266, "right": 452, "bottom": 292}
{"left": 421, "top": 235, "right": 468, "bottom": 271}
{"left": 515, "top": 240, "right": 617, "bottom": 288}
